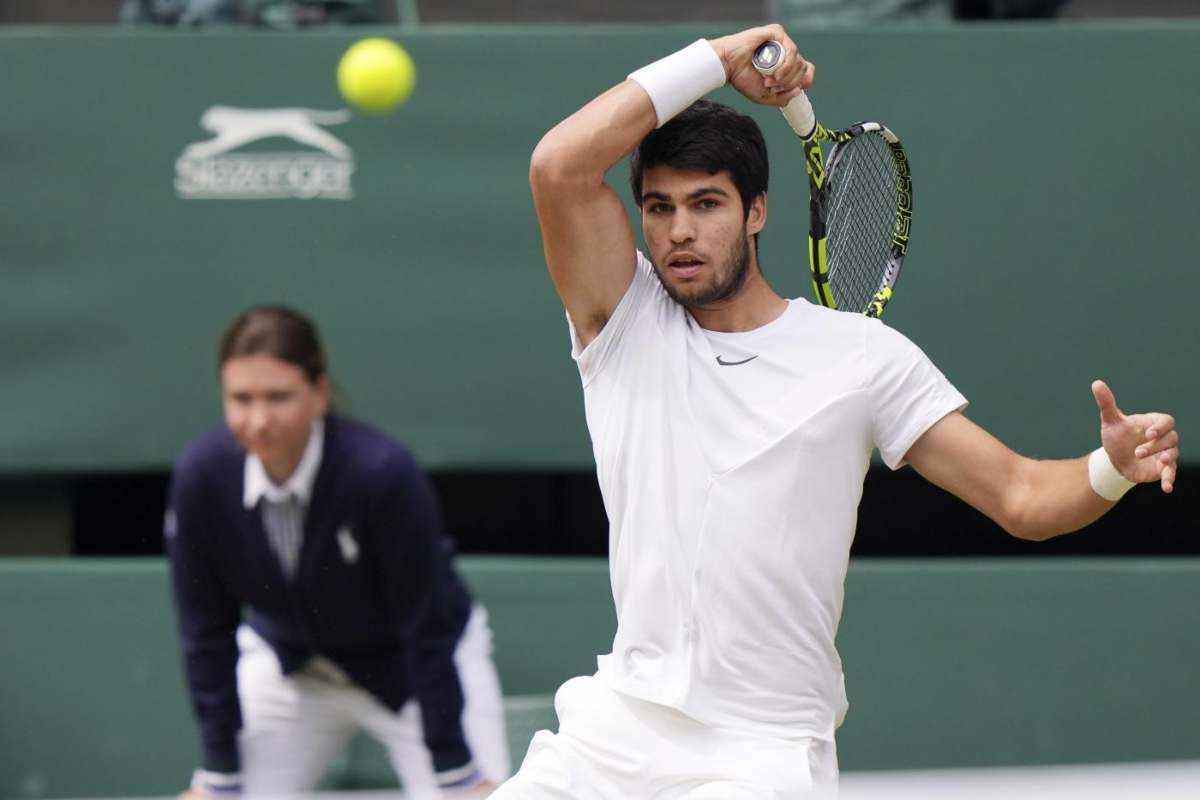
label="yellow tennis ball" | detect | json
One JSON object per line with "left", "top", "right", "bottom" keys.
{"left": 337, "top": 38, "right": 416, "bottom": 114}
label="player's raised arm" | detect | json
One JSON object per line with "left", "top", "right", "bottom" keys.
{"left": 529, "top": 25, "right": 813, "bottom": 347}
{"left": 905, "top": 380, "right": 1179, "bottom": 542}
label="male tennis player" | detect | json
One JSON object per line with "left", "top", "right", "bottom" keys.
{"left": 494, "top": 24, "right": 1180, "bottom": 799}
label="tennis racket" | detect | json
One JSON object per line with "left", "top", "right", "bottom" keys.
{"left": 752, "top": 41, "right": 912, "bottom": 318}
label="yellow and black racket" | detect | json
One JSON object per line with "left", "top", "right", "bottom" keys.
{"left": 753, "top": 41, "right": 912, "bottom": 318}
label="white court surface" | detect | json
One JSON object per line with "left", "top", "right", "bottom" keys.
{"left": 63, "top": 761, "right": 1200, "bottom": 799}
{"left": 839, "top": 761, "right": 1200, "bottom": 799}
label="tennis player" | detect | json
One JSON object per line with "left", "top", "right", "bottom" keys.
{"left": 497, "top": 24, "right": 1180, "bottom": 799}
{"left": 166, "top": 306, "right": 507, "bottom": 798}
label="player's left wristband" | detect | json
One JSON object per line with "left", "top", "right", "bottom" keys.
{"left": 1088, "top": 447, "right": 1135, "bottom": 502}
{"left": 628, "top": 39, "right": 727, "bottom": 128}
{"left": 191, "top": 768, "right": 242, "bottom": 795}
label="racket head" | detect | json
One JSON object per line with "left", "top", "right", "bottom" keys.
{"left": 809, "top": 122, "right": 912, "bottom": 317}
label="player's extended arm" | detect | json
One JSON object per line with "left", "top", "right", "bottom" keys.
{"left": 529, "top": 24, "right": 813, "bottom": 347}
{"left": 905, "top": 380, "right": 1178, "bottom": 541}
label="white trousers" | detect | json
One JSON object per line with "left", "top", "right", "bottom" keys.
{"left": 236, "top": 605, "right": 510, "bottom": 798}
{"left": 492, "top": 675, "right": 838, "bottom": 800}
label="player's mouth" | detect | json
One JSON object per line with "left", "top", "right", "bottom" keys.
{"left": 666, "top": 252, "right": 705, "bottom": 278}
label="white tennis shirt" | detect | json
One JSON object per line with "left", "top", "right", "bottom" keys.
{"left": 568, "top": 252, "right": 967, "bottom": 742}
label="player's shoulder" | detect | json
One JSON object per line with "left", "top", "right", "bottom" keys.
{"left": 789, "top": 297, "right": 876, "bottom": 343}
{"left": 632, "top": 250, "right": 672, "bottom": 307}
{"left": 631, "top": 249, "right": 689, "bottom": 326}
{"left": 325, "top": 414, "right": 420, "bottom": 482}
{"left": 796, "top": 299, "right": 912, "bottom": 339}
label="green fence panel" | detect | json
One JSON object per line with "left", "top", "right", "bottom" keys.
{"left": 3, "top": 557, "right": 1199, "bottom": 797}
{"left": 0, "top": 25, "right": 1196, "bottom": 471}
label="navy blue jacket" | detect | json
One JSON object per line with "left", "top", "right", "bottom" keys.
{"left": 165, "top": 414, "right": 474, "bottom": 775}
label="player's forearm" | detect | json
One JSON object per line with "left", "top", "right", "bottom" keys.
{"left": 531, "top": 36, "right": 734, "bottom": 190}
{"left": 1002, "top": 455, "right": 1115, "bottom": 541}
{"left": 529, "top": 80, "right": 657, "bottom": 191}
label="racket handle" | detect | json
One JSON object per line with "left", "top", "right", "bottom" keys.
{"left": 751, "top": 41, "right": 817, "bottom": 141}
{"left": 780, "top": 93, "right": 817, "bottom": 141}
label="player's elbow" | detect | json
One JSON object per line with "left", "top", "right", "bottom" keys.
{"left": 994, "top": 467, "right": 1064, "bottom": 542}
{"left": 529, "top": 136, "right": 571, "bottom": 191}
{"left": 529, "top": 129, "right": 596, "bottom": 193}
{"left": 1001, "top": 514, "right": 1058, "bottom": 542}
{"left": 990, "top": 462, "right": 1046, "bottom": 541}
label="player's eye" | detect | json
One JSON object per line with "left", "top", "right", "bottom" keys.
{"left": 266, "top": 391, "right": 292, "bottom": 404}
{"left": 697, "top": 198, "right": 720, "bottom": 210}
{"left": 648, "top": 203, "right": 673, "bottom": 215}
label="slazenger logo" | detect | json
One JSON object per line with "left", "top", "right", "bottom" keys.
{"left": 175, "top": 106, "right": 355, "bottom": 200}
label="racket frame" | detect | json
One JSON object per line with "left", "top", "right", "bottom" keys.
{"left": 805, "top": 120, "right": 912, "bottom": 317}
{"left": 750, "top": 40, "right": 912, "bottom": 318}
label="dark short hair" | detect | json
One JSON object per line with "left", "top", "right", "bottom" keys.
{"left": 219, "top": 305, "right": 326, "bottom": 384}
{"left": 630, "top": 99, "right": 769, "bottom": 220}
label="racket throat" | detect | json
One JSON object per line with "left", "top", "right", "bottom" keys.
{"left": 809, "top": 235, "right": 837, "bottom": 310}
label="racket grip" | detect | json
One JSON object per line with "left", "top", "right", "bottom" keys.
{"left": 750, "top": 41, "right": 817, "bottom": 141}
{"left": 780, "top": 92, "right": 817, "bottom": 141}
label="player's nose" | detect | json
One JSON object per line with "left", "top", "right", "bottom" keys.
{"left": 669, "top": 210, "right": 696, "bottom": 243}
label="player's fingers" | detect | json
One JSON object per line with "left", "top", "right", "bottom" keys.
{"left": 1143, "top": 413, "right": 1177, "bottom": 441}
{"left": 1135, "top": 429, "right": 1179, "bottom": 459}
{"left": 1160, "top": 450, "right": 1177, "bottom": 493}
{"left": 1091, "top": 379, "right": 1123, "bottom": 425}
{"left": 762, "top": 86, "right": 805, "bottom": 108}
{"left": 774, "top": 87, "right": 805, "bottom": 106}
{"left": 777, "top": 43, "right": 811, "bottom": 91}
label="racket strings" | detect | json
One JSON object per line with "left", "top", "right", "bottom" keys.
{"left": 824, "top": 134, "right": 899, "bottom": 313}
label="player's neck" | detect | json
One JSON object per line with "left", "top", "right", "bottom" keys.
{"left": 688, "top": 269, "right": 787, "bottom": 333}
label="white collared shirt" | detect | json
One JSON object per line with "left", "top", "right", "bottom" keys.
{"left": 243, "top": 416, "right": 325, "bottom": 510}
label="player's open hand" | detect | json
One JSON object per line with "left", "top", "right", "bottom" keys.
{"left": 709, "top": 25, "right": 815, "bottom": 108}
{"left": 1093, "top": 379, "right": 1178, "bottom": 493}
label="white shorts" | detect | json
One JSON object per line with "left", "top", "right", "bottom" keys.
{"left": 236, "top": 605, "right": 510, "bottom": 798}
{"left": 492, "top": 675, "right": 838, "bottom": 800}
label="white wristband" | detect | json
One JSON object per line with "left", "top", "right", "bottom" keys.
{"left": 628, "top": 39, "right": 727, "bottom": 128}
{"left": 1088, "top": 447, "right": 1135, "bottom": 502}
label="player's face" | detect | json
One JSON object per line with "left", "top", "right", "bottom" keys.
{"left": 221, "top": 354, "right": 329, "bottom": 482}
{"left": 641, "top": 166, "right": 765, "bottom": 308}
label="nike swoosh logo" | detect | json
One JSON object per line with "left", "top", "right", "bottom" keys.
{"left": 715, "top": 355, "right": 758, "bottom": 366}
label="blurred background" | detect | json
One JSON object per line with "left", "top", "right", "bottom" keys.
{"left": 0, "top": 0, "right": 1197, "bottom": 563}
{"left": 0, "top": 1, "right": 1197, "bottom": 798}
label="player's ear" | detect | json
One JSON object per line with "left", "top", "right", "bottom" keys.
{"left": 746, "top": 192, "right": 767, "bottom": 236}
{"left": 314, "top": 374, "right": 332, "bottom": 415}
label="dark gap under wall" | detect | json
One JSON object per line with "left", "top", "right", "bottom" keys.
{"left": 64, "top": 464, "right": 1198, "bottom": 557}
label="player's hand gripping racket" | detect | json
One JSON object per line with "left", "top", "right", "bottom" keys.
{"left": 752, "top": 40, "right": 912, "bottom": 318}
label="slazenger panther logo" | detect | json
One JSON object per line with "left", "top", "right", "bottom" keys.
{"left": 175, "top": 106, "right": 355, "bottom": 200}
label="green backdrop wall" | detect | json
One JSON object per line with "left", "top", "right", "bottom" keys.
{"left": 1, "top": 24, "right": 1196, "bottom": 471}
{"left": 2, "top": 557, "right": 1198, "bottom": 797}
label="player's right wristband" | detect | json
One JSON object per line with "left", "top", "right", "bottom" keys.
{"left": 1088, "top": 447, "right": 1135, "bottom": 502}
{"left": 628, "top": 39, "right": 727, "bottom": 128}
{"left": 191, "top": 768, "right": 242, "bottom": 795}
